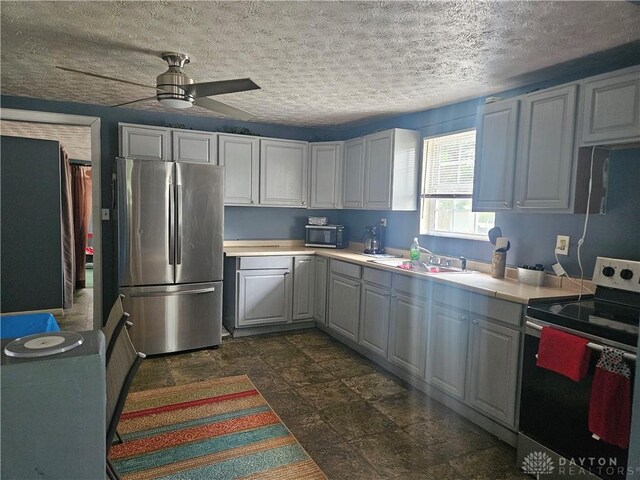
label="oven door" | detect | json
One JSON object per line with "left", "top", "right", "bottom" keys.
{"left": 519, "top": 319, "right": 632, "bottom": 480}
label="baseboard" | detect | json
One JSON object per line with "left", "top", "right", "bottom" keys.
{"left": 227, "top": 320, "right": 316, "bottom": 338}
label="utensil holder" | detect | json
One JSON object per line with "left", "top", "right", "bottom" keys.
{"left": 491, "top": 251, "right": 506, "bottom": 279}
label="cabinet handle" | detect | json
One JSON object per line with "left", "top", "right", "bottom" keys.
{"left": 472, "top": 318, "right": 479, "bottom": 325}
{"left": 391, "top": 293, "right": 397, "bottom": 298}
{"left": 283, "top": 271, "right": 290, "bottom": 276}
{"left": 302, "top": 201, "right": 306, "bottom": 206}
{"left": 516, "top": 201, "right": 521, "bottom": 207}
{"left": 250, "top": 199, "right": 255, "bottom": 204}
{"left": 503, "top": 202, "right": 510, "bottom": 208}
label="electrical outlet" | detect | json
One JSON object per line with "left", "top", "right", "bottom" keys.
{"left": 555, "top": 235, "right": 570, "bottom": 256}
{"left": 101, "top": 208, "right": 110, "bottom": 221}
{"left": 379, "top": 217, "right": 387, "bottom": 227}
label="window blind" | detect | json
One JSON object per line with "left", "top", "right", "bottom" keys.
{"left": 422, "top": 130, "right": 476, "bottom": 197}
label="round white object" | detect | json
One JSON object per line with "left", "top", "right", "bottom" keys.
{"left": 24, "top": 335, "right": 66, "bottom": 349}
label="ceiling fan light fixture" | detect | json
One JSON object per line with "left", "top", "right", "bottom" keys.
{"left": 158, "top": 97, "right": 193, "bottom": 109}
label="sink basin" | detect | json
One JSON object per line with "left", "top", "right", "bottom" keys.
{"left": 368, "top": 259, "right": 473, "bottom": 274}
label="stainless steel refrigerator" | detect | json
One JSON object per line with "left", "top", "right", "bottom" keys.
{"left": 116, "top": 157, "right": 223, "bottom": 355}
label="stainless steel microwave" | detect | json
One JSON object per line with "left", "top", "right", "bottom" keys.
{"left": 305, "top": 225, "right": 349, "bottom": 249}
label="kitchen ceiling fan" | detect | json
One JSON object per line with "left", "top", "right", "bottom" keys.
{"left": 56, "top": 52, "right": 260, "bottom": 120}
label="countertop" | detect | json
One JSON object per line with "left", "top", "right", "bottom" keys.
{"left": 223, "top": 242, "right": 591, "bottom": 305}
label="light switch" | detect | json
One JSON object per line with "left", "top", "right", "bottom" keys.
{"left": 101, "top": 209, "right": 110, "bottom": 221}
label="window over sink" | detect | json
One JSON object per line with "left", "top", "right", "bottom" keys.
{"left": 420, "top": 129, "right": 494, "bottom": 239}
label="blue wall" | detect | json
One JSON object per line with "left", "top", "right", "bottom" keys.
{"left": 3, "top": 59, "right": 640, "bottom": 319}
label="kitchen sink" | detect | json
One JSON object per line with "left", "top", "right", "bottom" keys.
{"left": 367, "top": 258, "right": 473, "bottom": 274}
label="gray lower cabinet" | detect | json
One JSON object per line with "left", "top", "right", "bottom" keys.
{"left": 328, "top": 274, "right": 361, "bottom": 341}
{"left": 467, "top": 317, "right": 520, "bottom": 427}
{"left": 359, "top": 283, "right": 391, "bottom": 357}
{"left": 237, "top": 268, "right": 291, "bottom": 326}
{"left": 426, "top": 304, "right": 469, "bottom": 400}
{"left": 314, "top": 257, "right": 328, "bottom": 324}
{"left": 388, "top": 292, "right": 428, "bottom": 377}
{"left": 292, "top": 256, "right": 315, "bottom": 321}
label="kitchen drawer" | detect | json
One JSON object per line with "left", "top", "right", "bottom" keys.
{"left": 330, "top": 259, "right": 362, "bottom": 279}
{"left": 392, "top": 274, "right": 429, "bottom": 299}
{"left": 363, "top": 267, "right": 392, "bottom": 288}
{"left": 432, "top": 284, "right": 522, "bottom": 327}
{"left": 239, "top": 256, "right": 292, "bottom": 270}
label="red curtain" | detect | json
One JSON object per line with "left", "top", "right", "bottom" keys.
{"left": 71, "top": 164, "right": 92, "bottom": 289}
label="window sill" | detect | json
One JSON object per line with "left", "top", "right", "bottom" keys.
{"left": 420, "top": 231, "right": 491, "bottom": 242}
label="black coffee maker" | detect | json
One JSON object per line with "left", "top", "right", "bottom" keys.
{"left": 364, "top": 223, "right": 385, "bottom": 254}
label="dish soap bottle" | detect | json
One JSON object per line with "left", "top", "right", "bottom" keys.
{"left": 410, "top": 237, "right": 420, "bottom": 262}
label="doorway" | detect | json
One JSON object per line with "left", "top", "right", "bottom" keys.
{"left": 0, "top": 108, "right": 102, "bottom": 329}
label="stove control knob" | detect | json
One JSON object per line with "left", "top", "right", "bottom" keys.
{"left": 602, "top": 266, "right": 615, "bottom": 277}
{"left": 620, "top": 269, "right": 634, "bottom": 280}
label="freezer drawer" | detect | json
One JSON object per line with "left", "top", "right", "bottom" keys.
{"left": 120, "top": 282, "right": 222, "bottom": 355}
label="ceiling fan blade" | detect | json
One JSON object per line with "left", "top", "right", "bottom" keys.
{"left": 111, "top": 96, "right": 157, "bottom": 108}
{"left": 193, "top": 97, "right": 255, "bottom": 121}
{"left": 56, "top": 66, "right": 156, "bottom": 90}
{"left": 185, "top": 78, "right": 260, "bottom": 98}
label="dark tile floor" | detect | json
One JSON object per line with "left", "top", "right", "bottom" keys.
{"left": 126, "top": 328, "right": 530, "bottom": 480}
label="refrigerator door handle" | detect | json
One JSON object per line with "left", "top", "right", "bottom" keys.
{"left": 129, "top": 287, "right": 216, "bottom": 297}
{"left": 176, "top": 184, "right": 182, "bottom": 265}
{"left": 168, "top": 182, "right": 175, "bottom": 265}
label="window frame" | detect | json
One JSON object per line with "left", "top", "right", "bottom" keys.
{"left": 419, "top": 128, "right": 493, "bottom": 241}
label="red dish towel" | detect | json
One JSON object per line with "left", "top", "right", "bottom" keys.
{"left": 536, "top": 326, "right": 590, "bottom": 381}
{"left": 589, "top": 347, "right": 632, "bottom": 449}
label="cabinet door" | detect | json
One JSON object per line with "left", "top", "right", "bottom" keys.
{"left": 120, "top": 125, "right": 170, "bottom": 160}
{"left": 314, "top": 257, "right": 328, "bottom": 324}
{"left": 426, "top": 304, "right": 469, "bottom": 399}
{"left": 219, "top": 134, "right": 259, "bottom": 205}
{"left": 259, "top": 139, "right": 308, "bottom": 207}
{"left": 472, "top": 100, "right": 519, "bottom": 211}
{"left": 388, "top": 292, "right": 428, "bottom": 377}
{"left": 364, "top": 130, "right": 393, "bottom": 209}
{"left": 468, "top": 318, "right": 520, "bottom": 427}
{"left": 310, "top": 143, "right": 341, "bottom": 209}
{"left": 293, "top": 256, "right": 315, "bottom": 321}
{"left": 328, "top": 274, "right": 360, "bottom": 341}
{"left": 359, "top": 284, "right": 391, "bottom": 357}
{"left": 342, "top": 138, "right": 365, "bottom": 208}
{"left": 172, "top": 131, "right": 217, "bottom": 164}
{"left": 237, "top": 268, "right": 291, "bottom": 326}
{"left": 514, "top": 85, "right": 577, "bottom": 210}
{"left": 581, "top": 70, "right": 640, "bottom": 145}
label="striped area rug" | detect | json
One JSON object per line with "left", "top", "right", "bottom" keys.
{"left": 109, "top": 375, "right": 326, "bottom": 480}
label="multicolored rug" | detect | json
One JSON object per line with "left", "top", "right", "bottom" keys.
{"left": 109, "top": 375, "right": 326, "bottom": 480}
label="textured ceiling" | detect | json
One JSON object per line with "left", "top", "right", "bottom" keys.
{"left": 0, "top": 120, "right": 92, "bottom": 160}
{"left": 1, "top": 1, "right": 639, "bottom": 127}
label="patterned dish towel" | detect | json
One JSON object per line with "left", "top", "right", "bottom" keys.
{"left": 588, "top": 347, "right": 632, "bottom": 449}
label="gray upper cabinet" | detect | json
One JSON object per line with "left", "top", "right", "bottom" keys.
{"left": 219, "top": 134, "right": 259, "bottom": 205}
{"left": 472, "top": 100, "right": 519, "bottom": 211}
{"left": 260, "top": 139, "right": 308, "bottom": 207}
{"left": 292, "top": 256, "right": 315, "bottom": 321}
{"left": 342, "top": 138, "right": 365, "bottom": 208}
{"left": 359, "top": 283, "right": 391, "bottom": 357}
{"left": 309, "top": 142, "right": 342, "bottom": 209}
{"left": 514, "top": 84, "right": 578, "bottom": 210}
{"left": 172, "top": 130, "right": 217, "bottom": 164}
{"left": 467, "top": 317, "right": 520, "bottom": 428}
{"left": 343, "top": 129, "right": 420, "bottom": 211}
{"left": 120, "top": 124, "right": 170, "bottom": 160}
{"left": 581, "top": 68, "right": 640, "bottom": 146}
{"left": 364, "top": 130, "right": 393, "bottom": 209}
{"left": 388, "top": 291, "right": 428, "bottom": 377}
{"left": 313, "top": 257, "right": 328, "bottom": 324}
{"left": 426, "top": 304, "right": 469, "bottom": 400}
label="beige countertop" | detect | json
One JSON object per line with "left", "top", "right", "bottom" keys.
{"left": 223, "top": 241, "right": 592, "bottom": 305}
